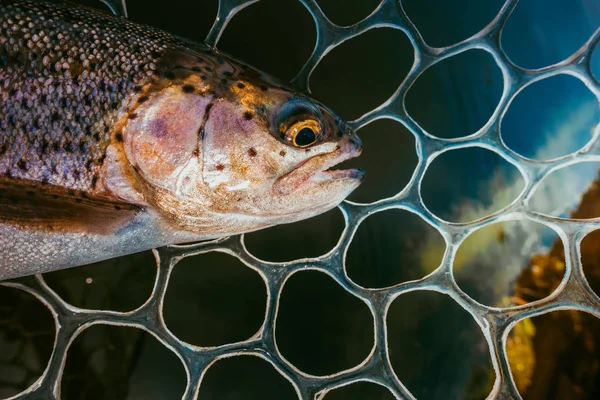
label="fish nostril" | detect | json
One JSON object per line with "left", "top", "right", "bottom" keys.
{"left": 348, "top": 135, "right": 362, "bottom": 150}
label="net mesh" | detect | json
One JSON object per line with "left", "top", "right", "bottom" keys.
{"left": 2, "top": 0, "right": 600, "bottom": 398}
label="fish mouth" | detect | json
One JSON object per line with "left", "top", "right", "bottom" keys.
{"left": 273, "top": 146, "right": 364, "bottom": 195}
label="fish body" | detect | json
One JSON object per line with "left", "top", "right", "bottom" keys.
{"left": 0, "top": 0, "right": 363, "bottom": 279}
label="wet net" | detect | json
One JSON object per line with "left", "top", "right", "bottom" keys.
{"left": 2, "top": 0, "right": 600, "bottom": 399}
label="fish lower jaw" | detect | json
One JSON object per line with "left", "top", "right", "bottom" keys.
{"left": 273, "top": 146, "right": 363, "bottom": 194}
{"left": 310, "top": 145, "right": 364, "bottom": 182}
{"left": 311, "top": 168, "right": 364, "bottom": 183}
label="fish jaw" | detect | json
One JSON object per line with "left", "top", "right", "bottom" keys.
{"left": 273, "top": 142, "right": 364, "bottom": 196}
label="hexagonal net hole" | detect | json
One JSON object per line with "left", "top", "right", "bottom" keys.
{"left": 507, "top": 310, "right": 600, "bottom": 399}
{"left": 0, "top": 286, "right": 55, "bottom": 398}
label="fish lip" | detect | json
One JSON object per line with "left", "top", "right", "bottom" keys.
{"left": 273, "top": 146, "right": 363, "bottom": 194}
{"left": 310, "top": 147, "right": 363, "bottom": 181}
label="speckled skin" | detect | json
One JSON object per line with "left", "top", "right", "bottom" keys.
{"left": 0, "top": 0, "right": 363, "bottom": 279}
{"left": 0, "top": 0, "right": 174, "bottom": 192}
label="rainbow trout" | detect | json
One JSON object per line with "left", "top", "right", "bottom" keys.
{"left": 0, "top": 0, "right": 363, "bottom": 279}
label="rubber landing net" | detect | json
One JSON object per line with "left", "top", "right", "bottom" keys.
{"left": 2, "top": 0, "right": 600, "bottom": 399}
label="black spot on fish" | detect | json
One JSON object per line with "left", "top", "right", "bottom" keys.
{"left": 51, "top": 112, "right": 60, "bottom": 122}
{"left": 133, "top": 85, "right": 142, "bottom": 93}
{"left": 17, "top": 159, "right": 27, "bottom": 171}
{"left": 115, "top": 132, "right": 123, "bottom": 142}
{"left": 114, "top": 205, "right": 121, "bottom": 210}
{"left": 128, "top": 113, "right": 138, "bottom": 120}
{"left": 192, "top": 149, "right": 199, "bottom": 157}
{"left": 192, "top": 66, "right": 202, "bottom": 72}
{"left": 216, "top": 163, "right": 225, "bottom": 171}
{"left": 198, "top": 102, "right": 214, "bottom": 140}
{"left": 223, "top": 71, "right": 233, "bottom": 77}
{"left": 91, "top": 174, "right": 98, "bottom": 188}
{"left": 0, "top": 144, "right": 6, "bottom": 156}
{"left": 138, "top": 96, "right": 149, "bottom": 103}
{"left": 248, "top": 148, "right": 257, "bottom": 157}
{"left": 237, "top": 82, "right": 245, "bottom": 89}
{"left": 200, "top": 75, "right": 207, "bottom": 80}
{"left": 244, "top": 112, "right": 253, "bottom": 121}
{"left": 279, "top": 150, "right": 286, "bottom": 157}
{"left": 164, "top": 71, "right": 176, "bottom": 79}
{"left": 182, "top": 84, "right": 195, "bottom": 93}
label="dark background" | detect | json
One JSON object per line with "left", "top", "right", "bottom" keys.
{"left": 2, "top": 0, "right": 600, "bottom": 399}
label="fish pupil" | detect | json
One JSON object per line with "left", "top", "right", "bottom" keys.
{"left": 295, "top": 127, "right": 316, "bottom": 147}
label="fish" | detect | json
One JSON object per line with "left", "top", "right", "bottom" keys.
{"left": 0, "top": 0, "right": 363, "bottom": 280}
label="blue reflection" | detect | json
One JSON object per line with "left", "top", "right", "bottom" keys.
{"left": 502, "top": 0, "right": 600, "bottom": 69}
{"left": 501, "top": 74, "right": 599, "bottom": 160}
{"left": 419, "top": 0, "right": 600, "bottom": 224}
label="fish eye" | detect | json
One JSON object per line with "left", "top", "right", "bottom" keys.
{"left": 283, "top": 120, "right": 322, "bottom": 148}
{"left": 295, "top": 127, "right": 317, "bottom": 147}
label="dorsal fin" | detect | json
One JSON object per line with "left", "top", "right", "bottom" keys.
{"left": 0, "top": 179, "right": 141, "bottom": 235}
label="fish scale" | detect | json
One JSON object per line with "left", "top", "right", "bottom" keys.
{"left": 0, "top": 0, "right": 363, "bottom": 279}
{"left": 0, "top": 0, "right": 173, "bottom": 192}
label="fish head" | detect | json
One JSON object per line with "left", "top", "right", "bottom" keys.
{"left": 200, "top": 84, "right": 363, "bottom": 223}
{"left": 123, "top": 60, "right": 362, "bottom": 234}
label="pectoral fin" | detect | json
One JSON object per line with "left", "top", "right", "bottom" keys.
{"left": 0, "top": 180, "right": 141, "bottom": 235}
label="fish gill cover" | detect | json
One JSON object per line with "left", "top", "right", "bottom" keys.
{"left": 1, "top": 0, "right": 600, "bottom": 399}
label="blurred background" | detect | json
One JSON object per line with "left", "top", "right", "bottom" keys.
{"left": 1, "top": 0, "right": 600, "bottom": 399}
